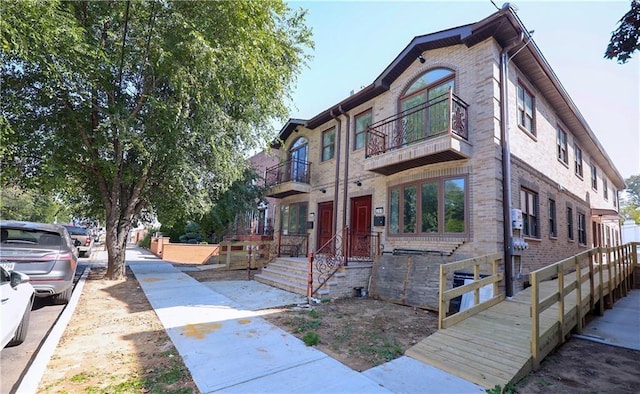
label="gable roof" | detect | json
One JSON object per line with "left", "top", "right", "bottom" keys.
{"left": 277, "top": 6, "right": 625, "bottom": 188}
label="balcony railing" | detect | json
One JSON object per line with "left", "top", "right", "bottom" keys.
{"left": 265, "top": 158, "right": 311, "bottom": 186}
{"left": 366, "top": 89, "right": 468, "bottom": 158}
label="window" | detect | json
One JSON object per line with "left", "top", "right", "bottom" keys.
{"left": 557, "top": 128, "right": 568, "bottom": 164}
{"left": 517, "top": 84, "right": 535, "bottom": 134}
{"left": 574, "top": 144, "right": 583, "bottom": 178}
{"left": 322, "top": 128, "right": 335, "bottom": 161}
{"left": 389, "top": 176, "right": 466, "bottom": 235}
{"left": 354, "top": 110, "right": 372, "bottom": 150}
{"left": 567, "top": 206, "right": 574, "bottom": 241}
{"left": 591, "top": 164, "right": 598, "bottom": 190}
{"left": 280, "top": 202, "right": 308, "bottom": 235}
{"left": 399, "top": 68, "right": 455, "bottom": 143}
{"left": 603, "top": 178, "right": 609, "bottom": 200}
{"left": 549, "top": 199, "right": 557, "bottom": 238}
{"left": 520, "top": 188, "right": 538, "bottom": 237}
{"left": 289, "top": 137, "right": 309, "bottom": 182}
{"left": 577, "top": 212, "right": 587, "bottom": 245}
{"left": 613, "top": 189, "right": 617, "bottom": 207}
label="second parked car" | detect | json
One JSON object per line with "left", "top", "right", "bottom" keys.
{"left": 62, "top": 225, "right": 94, "bottom": 258}
{"left": 0, "top": 221, "right": 78, "bottom": 303}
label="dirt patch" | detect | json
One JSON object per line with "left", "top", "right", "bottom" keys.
{"left": 39, "top": 265, "right": 640, "bottom": 393}
{"left": 514, "top": 339, "right": 640, "bottom": 393}
{"left": 38, "top": 267, "right": 198, "bottom": 393}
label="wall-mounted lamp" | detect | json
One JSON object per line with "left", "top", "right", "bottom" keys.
{"left": 418, "top": 55, "right": 426, "bottom": 64}
{"left": 309, "top": 212, "right": 315, "bottom": 220}
{"left": 320, "top": 188, "right": 326, "bottom": 193}
{"left": 354, "top": 180, "right": 362, "bottom": 187}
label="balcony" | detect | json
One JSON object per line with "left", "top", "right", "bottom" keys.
{"left": 264, "top": 159, "right": 312, "bottom": 198}
{"left": 364, "top": 90, "right": 471, "bottom": 175}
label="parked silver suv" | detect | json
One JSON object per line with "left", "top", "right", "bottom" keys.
{"left": 0, "top": 221, "right": 78, "bottom": 303}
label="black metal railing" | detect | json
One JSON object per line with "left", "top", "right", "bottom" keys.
{"left": 309, "top": 227, "right": 381, "bottom": 297}
{"left": 366, "top": 88, "right": 468, "bottom": 157}
{"left": 265, "top": 158, "right": 311, "bottom": 186}
{"left": 277, "top": 233, "right": 308, "bottom": 257}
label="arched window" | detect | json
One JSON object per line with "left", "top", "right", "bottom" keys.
{"left": 289, "top": 137, "right": 308, "bottom": 182}
{"left": 399, "top": 68, "right": 455, "bottom": 141}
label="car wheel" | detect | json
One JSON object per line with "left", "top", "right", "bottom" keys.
{"left": 54, "top": 285, "right": 73, "bottom": 304}
{"left": 7, "top": 297, "right": 34, "bottom": 347}
{"left": 80, "top": 251, "right": 88, "bottom": 258}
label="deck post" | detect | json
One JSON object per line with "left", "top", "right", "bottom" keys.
{"left": 588, "top": 249, "right": 596, "bottom": 313}
{"left": 307, "top": 251, "right": 314, "bottom": 302}
{"left": 575, "top": 256, "right": 583, "bottom": 334}
{"left": 557, "top": 265, "right": 565, "bottom": 344}
{"left": 597, "top": 247, "right": 605, "bottom": 315}
{"left": 530, "top": 271, "right": 540, "bottom": 369}
{"left": 438, "top": 263, "right": 446, "bottom": 330}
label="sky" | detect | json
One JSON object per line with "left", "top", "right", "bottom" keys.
{"left": 284, "top": 0, "right": 640, "bottom": 180}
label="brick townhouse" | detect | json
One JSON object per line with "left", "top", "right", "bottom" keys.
{"left": 258, "top": 5, "right": 625, "bottom": 303}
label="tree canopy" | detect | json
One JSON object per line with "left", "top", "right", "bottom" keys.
{"left": 1, "top": 0, "right": 313, "bottom": 278}
{"left": 605, "top": 0, "right": 640, "bottom": 64}
{"left": 621, "top": 175, "right": 640, "bottom": 223}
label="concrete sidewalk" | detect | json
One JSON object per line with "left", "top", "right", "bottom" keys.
{"left": 125, "top": 247, "right": 485, "bottom": 393}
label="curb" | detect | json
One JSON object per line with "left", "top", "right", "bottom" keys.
{"left": 15, "top": 267, "right": 90, "bottom": 394}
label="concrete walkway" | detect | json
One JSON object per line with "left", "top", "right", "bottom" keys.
{"left": 125, "top": 247, "right": 485, "bottom": 393}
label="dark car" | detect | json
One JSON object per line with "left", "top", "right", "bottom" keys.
{"left": 0, "top": 220, "right": 78, "bottom": 303}
{"left": 62, "top": 225, "right": 95, "bottom": 258}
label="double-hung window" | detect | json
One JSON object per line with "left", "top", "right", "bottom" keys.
{"left": 520, "top": 188, "right": 538, "bottom": 237}
{"left": 603, "top": 179, "right": 609, "bottom": 200}
{"left": 557, "top": 128, "right": 568, "bottom": 164}
{"left": 517, "top": 84, "right": 535, "bottom": 134}
{"left": 549, "top": 199, "right": 557, "bottom": 238}
{"left": 574, "top": 144, "right": 583, "bottom": 178}
{"left": 354, "top": 110, "right": 372, "bottom": 150}
{"left": 591, "top": 164, "right": 598, "bottom": 190}
{"left": 577, "top": 212, "right": 587, "bottom": 245}
{"left": 389, "top": 176, "right": 466, "bottom": 235}
{"left": 567, "top": 206, "right": 574, "bottom": 241}
{"left": 322, "top": 128, "right": 335, "bottom": 161}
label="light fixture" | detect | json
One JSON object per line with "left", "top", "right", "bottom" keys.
{"left": 320, "top": 188, "right": 326, "bottom": 193}
{"left": 309, "top": 212, "right": 315, "bottom": 220}
{"left": 355, "top": 180, "right": 362, "bottom": 187}
{"left": 418, "top": 55, "right": 426, "bottom": 64}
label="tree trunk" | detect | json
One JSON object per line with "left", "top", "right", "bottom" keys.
{"left": 105, "top": 209, "right": 134, "bottom": 280}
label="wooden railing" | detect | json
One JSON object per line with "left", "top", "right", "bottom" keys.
{"left": 438, "top": 252, "right": 505, "bottom": 329}
{"left": 365, "top": 88, "right": 468, "bottom": 157}
{"left": 529, "top": 243, "right": 637, "bottom": 368}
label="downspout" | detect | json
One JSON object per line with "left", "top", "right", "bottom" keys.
{"left": 339, "top": 105, "right": 351, "bottom": 228}
{"left": 500, "top": 36, "right": 522, "bottom": 298}
{"left": 330, "top": 109, "right": 342, "bottom": 238}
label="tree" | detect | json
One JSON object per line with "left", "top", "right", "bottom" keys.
{"left": 1, "top": 1, "right": 312, "bottom": 279}
{"left": 0, "top": 185, "right": 71, "bottom": 223}
{"left": 621, "top": 175, "right": 640, "bottom": 223}
{"left": 605, "top": 0, "right": 640, "bottom": 64}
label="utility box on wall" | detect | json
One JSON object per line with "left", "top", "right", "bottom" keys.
{"left": 374, "top": 216, "right": 385, "bottom": 227}
{"left": 511, "top": 208, "right": 523, "bottom": 230}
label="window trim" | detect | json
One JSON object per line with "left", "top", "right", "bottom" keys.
{"left": 387, "top": 175, "right": 468, "bottom": 237}
{"left": 321, "top": 127, "right": 336, "bottom": 162}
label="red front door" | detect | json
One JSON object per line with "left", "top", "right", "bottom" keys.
{"left": 350, "top": 195, "right": 372, "bottom": 258}
{"left": 317, "top": 202, "right": 333, "bottom": 253}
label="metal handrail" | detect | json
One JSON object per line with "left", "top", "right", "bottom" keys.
{"left": 265, "top": 158, "right": 311, "bottom": 186}
{"left": 365, "top": 88, "right": 468, "bottom": 157}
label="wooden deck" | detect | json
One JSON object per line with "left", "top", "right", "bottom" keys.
{"left": 406, "top": 244, "right": 637, "bottom": 389}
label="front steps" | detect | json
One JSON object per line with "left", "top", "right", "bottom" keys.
{"left": 254, "top": 257, "right": 341, "bottom": 298}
